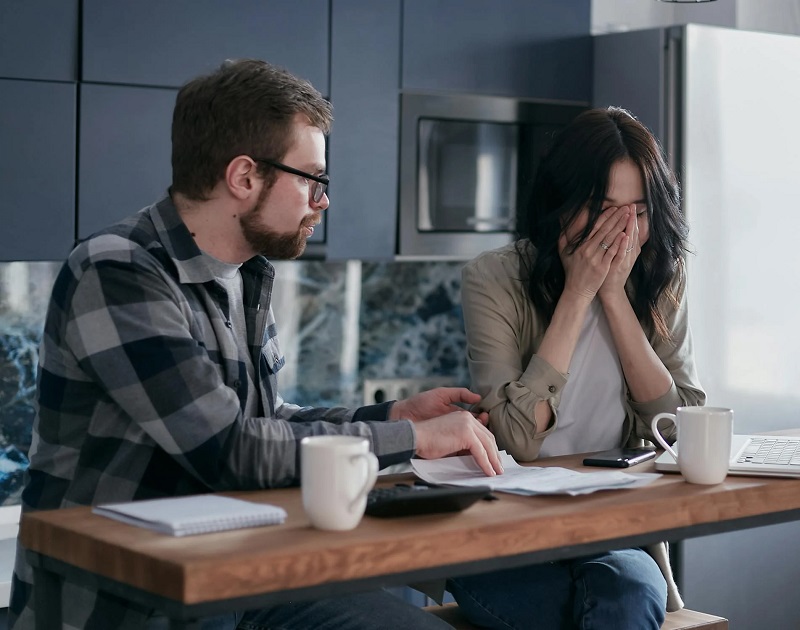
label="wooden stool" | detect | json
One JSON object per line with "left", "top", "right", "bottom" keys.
{"left": 661, "top": 608, "right": 729, "bottom": 630}
{"left": 423, "top": 603, "right": 729, "bottom": 630}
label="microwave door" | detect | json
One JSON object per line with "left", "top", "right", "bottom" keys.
{"left": 418, "top": 119, "right": 517, "bottom": 233}
{"left": 417, "top": 120, "right": 434, "bottom": 231}
{"left": 398, "top": 91, "right": 587, "bottom": 259}
{"left": 469, "top": 123, "right": 517, "bottom": 233}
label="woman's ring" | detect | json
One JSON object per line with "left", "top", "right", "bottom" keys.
{"left": 625, "top": 246, "right": 634, "bottom": 253}
{"left": 599, "top": 242, "right": 610, "bottom": 250}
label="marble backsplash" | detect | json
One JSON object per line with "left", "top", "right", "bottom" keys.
{"left": 0, "top": 259, "right": 470, "bottom": 507}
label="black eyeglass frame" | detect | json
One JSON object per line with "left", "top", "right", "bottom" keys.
{"left": 253, "top": 157, "right": 329, "bottom": 202}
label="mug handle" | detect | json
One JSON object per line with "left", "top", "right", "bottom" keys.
{"left": 349, "top": 452, "right": 379, "bottom": 512}
{"left": 651, "top": 412, "right": 678, "bottom": 461}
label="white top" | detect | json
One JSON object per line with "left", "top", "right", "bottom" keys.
{"left": 539, "top": 300, "right": 626, "bottom": 457}
{"left": 204, "top": 254, "right": 260, "bottom": 418}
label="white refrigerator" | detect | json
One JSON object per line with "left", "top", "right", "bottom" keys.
{"left": 594, "top": 23, "right": 800, "bottom": 629}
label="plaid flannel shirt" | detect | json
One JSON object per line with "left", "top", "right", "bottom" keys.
{"left": 10, "top": 196, "right": 415, "bottom": 629}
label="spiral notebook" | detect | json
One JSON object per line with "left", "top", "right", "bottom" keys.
{"left": 93, "top": 494, "right": 288, "bottom": 537}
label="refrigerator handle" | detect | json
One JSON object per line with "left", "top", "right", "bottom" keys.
{"left": 665, "top": 26, "right": 684, "bottom": 181}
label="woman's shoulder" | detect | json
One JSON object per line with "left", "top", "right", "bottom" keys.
{"left": 657, "top": 257, "right": 688, "bottom": 310}
{"left": 463, "top": 240, "right": 535, "bottom": 279}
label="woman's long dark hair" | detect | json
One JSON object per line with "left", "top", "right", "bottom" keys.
{"left": 517, "top": 106, "right": 688, "bottom": 340}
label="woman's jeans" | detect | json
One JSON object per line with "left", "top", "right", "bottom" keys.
{"left": 446, "top": 548, "right": 667, "bottom": 630}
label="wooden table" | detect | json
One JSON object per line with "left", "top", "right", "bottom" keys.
{"left": 20, "top": 450, "right": 800, "bottom": 629}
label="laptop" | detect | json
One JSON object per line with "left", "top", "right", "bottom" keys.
{"left": 654, "top": 434, "right": 800, "bottom": 479}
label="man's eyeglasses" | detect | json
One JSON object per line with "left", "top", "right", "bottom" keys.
{"left": 253, "top": 157, "right": 329, "bottom": 203}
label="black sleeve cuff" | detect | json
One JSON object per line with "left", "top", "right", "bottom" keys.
{"left": 353, "top": 401, "right": 393, "bottom": 423}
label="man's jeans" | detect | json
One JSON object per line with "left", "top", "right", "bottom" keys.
{"left": 147, "top": 589, "right": 454, "bottom": 630}
{"left": 446, "top": 548, "right": 667, "bottom": 630}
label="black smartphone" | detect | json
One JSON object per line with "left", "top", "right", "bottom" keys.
{"left": 582, "top": 447, "right": 657, "bottom": 468}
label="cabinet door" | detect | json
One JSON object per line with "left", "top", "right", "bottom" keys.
{"left": 0, "top": 0, "right": 78, "bottom": 81}
{"left": 0, "top": 80, "right": 76, "bottom": 261}
{"left": 78, "top": 84, "right": 175, "bottom": 238}
{"left": 82, "top": 0, "right": 329, "bottom": 92}
{"left": 402, "top": 0, "right": 591, "bottom": 101}
{"left": 326, "top": 0, "right": 402, "bottom": 261}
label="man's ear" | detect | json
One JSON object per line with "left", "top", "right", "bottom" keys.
{"left": 226, "top": 156, "right": 258, "bottom": 200}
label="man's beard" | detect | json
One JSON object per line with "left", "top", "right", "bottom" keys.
{"left": 240, "top": 189, "right": 317, "bottom": 260}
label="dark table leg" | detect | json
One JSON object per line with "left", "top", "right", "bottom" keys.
{"left": 30, "top": 561, "right": 62, "bottom": 630}
{"left": 27, "top": 550, "right": 216, "bottom": 630}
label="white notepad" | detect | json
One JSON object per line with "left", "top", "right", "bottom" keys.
{"left": 93, "top": 494, "right": 287, "bottom": 537}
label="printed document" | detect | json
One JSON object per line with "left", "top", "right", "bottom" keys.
{"left": 411, "top": 452, "right": 660, "bottom": 496}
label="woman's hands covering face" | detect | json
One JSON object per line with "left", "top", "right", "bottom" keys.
{"left": 558, "top": 206, "right": 631, "bottom": 301}
{"left": 598, "top": 205, "right": 640, "bottom": 301}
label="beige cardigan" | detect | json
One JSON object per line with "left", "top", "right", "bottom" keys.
{"left": 459, "top": 241, "right": 707, "bottom": 612}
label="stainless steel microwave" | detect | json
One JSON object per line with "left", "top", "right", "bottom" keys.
{"left": 398, "top": 92, "right": 587, "bottom": 259}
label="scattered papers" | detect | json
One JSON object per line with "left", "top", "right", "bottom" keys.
{"left": 411, "top": 452, "right": 661, "bottom": 496}
{"left": 377, "top": 462, "right": 413, "bottom": 476}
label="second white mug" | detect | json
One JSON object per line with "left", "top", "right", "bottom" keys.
{"left": 301, "top": 435, "right": 378, "bottom": 531}
{"left": 651, "top": 406, "right": 733, "bottom": 485}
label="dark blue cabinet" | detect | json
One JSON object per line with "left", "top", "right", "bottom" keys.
{"left": 402, "top": 0, "right": 592, "bottom": 101}
{"left": 0, "top": 0, "right": 78, "bottom": 81}
{"left": 326, "top": 0, "right": 591, "bottom": 260}
{"left": 327, "top": 0, "right": 402, "bottom": 260}
{"left": 78, "top": 87, "right": 330, "bottom": 253}
{"left": 76, "top": 82, "right": 326, "bottom": 249}
{"left": 78, "top": 84, "right": 176, "bottom": 239}
{"left": 82, "top": 0, "right": 329, "bottom": 92}
{"left": 0, "top": 79, "right": 76, "bottom": 261}
{"left": 1, "top": 0, "right": 595, "bottom": 262}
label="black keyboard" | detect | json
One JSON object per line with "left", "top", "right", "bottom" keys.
{"left": 365, "top": 483, "right": 493, "bottom": 518}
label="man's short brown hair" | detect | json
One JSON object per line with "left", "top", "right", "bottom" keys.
{"left": 171, "top": 59, "right": 333, "bottom": 200}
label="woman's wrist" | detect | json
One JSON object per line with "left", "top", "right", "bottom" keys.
{"left": 598, "top": 285, "right": 629, "bottom": 310}
{"left": 560, "top": 285, "right": 596, "bottom": 308}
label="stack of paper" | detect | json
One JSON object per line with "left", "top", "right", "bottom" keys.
{"left": 93, "top": 494, "right": 287, "bottom": 536}
{"left": 411, "top": 452, "right": 661, "bottom": 496}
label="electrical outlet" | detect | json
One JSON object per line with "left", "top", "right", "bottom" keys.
{"left": 362, "top": 377, "right": 461, "bottom": 406}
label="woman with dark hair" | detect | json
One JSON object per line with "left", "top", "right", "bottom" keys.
{"left": 449, "top": 107, "right": 706, "bottom": 629}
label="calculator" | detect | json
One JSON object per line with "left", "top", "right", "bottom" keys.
{"left": 365, "top": 483, "right": 493, "bottom": 518}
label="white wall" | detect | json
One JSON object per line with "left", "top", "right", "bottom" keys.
{"left": 737, "top": 0, "right": 800, "bottom": 34}
{"left": 592, "top": 0, "right": 800, "bottom": 36}
{"left": 591, "top": 0, "right": 735, "bottom": 34}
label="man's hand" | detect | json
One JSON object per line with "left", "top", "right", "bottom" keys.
{"left": 413, "top": 410, "right": 504, "bottom": 477}
{"left": 389, "top": 387, "right": 487, "bottom": 424}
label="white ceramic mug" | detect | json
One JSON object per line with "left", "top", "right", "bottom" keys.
{"left": 651, "top": 406, "right": 734, "bottom": 485}
{"left": 301, "top": 435, "right": 378, "bottom": 531}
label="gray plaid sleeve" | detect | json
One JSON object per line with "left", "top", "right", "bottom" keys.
{"left": 58, "top": 238, "right": 414, "bottom": 490}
